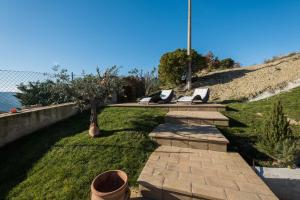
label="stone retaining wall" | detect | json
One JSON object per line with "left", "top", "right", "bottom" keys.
{"left": 0, "top": 103, "right": 78, "bottom": 147}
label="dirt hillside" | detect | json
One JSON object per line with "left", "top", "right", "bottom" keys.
{"left": 189, "top": 53, "right": 300, "bottom": 102}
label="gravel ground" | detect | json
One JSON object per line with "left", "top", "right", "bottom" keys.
{"left": 190, "top": 53, "right": 300, "bottom": 102}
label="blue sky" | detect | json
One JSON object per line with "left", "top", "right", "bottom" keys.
{"left": 0, "top": 0, "right": 299, "bottom": 75}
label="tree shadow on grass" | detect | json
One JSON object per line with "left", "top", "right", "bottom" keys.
{"left": 0, "top": 111, "right": 90, "bottom": 199}
{"left": 99, "top": 114, "right": 165, "bottom": 137}
{"left": 228, "top": 117, "right": 248, "bottom": 128}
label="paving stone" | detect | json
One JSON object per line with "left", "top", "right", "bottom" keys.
{"left": 189, "top": 141, "right": 209, "bottom": 150}
{"left": 192, "top": 183, "right": 226, "bottom": 200}
{"left": 163, "top": 190, "right": 193, "bottom": 200}
{"left": 209, "top": 143, "right": 227, "bottom": 152}
{"left": 165, "top": 111, "right": 229, "bottom": 127}
{"left": 236, "top": 181, "right": 275, "bottom": 195}
{"left": 225, "top": 189, "right": 261, "bottom": 200}
{"left": 156, "top": 138, "right": 172, "bottom": 146}
{"left": 167, "top": 162, "right": 191, "bottom": 173}
{"left": 258, "top": 194, "right": 280, "bottom": 200}
{"left": 205, "top": 176, "right": 239, "bottom": 190}
{"left": 171, "top": 139, "right": 190, "bottom": 148}
{"left": 138, "top": 146, "right": 278, "bottom": 200}
{"left": 150, "top": 124, "right": 229, "bottom": 151}
{"left": 163, "top": 176, "right": 192, "bottom": 195}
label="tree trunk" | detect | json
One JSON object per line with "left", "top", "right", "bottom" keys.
{"left": 89, "top": 100, "right": 100, "bottom": 137}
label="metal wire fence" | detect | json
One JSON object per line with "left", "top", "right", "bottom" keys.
{"left": 0, "top": 69, "right": 80, "bottom": 113}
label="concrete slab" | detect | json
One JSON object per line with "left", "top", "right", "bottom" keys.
{"left": 165, "top": 111, "right": 229, "bottom": 127}
{"left": 138, "top": 146, "right": 278, "bottom": 200}
{"left": 150, "top": 124, "right": 229, "bottom": 152}
{"left": 255, "top": 167, "right": 300, "bottom": 200}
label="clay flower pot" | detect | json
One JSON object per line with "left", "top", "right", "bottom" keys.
{"left": 89, "top": 123, "right": 100, "bottom": 137}
{"left": 91, "top": 170, "right": 130, "bottom": 200}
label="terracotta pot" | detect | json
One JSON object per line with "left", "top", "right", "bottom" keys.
{"left": 89, "top": 123, "right": 100, "bottom": 137}
{"left": 91, "top": 170, "right": 130, "bottom": 200}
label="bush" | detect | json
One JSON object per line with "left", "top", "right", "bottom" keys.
{"left": 158, "top": 49, "right": 206, "bottom": 87}
{"left": 219, "top": 58, "right": 235, "bottom": 69}
{"left": 121, "top": 76, "right": 145, "bottom": 102}
{"left": 16, "top": 69, "right": 72, "bottom": 106}
{"left": 257, "top": 100, "right": 297, "bottom": 166}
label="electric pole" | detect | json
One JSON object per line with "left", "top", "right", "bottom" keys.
{"left": 187, "top": 0, "right": 192, "bottom": 90}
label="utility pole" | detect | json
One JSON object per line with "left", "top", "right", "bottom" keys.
{"left": 186, "top": 0, "right": 192, "bottom": 90}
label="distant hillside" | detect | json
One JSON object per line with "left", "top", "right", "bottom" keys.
{"left": 190, "top": 52, "right": 300, "bottom": 101}
{"left": 0, "top": 92, "right": 21, "bottom": 112}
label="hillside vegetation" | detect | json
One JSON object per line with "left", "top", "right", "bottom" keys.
{"left": 220, "top": 86, "right": 300, "bottom": 167}
{"left": 190, "top": 53, "right": 300, "bottom": 101}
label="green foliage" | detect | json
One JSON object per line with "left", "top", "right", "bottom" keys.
{"left": 219, "top": 58, "right": 235, "bottom": 69}
{"left": 121, "top": 76, "right": 145, "bottom": 102}
{"left": 220, "top": 87, "right": 300, "bottom": 167}
{"left": 143, "top": 67, "right": 160, "bottom": 96}
{"left": 71, "top": 66, "right": 121, "bottom": 107}
{"left": 260, "top": 100, "right": 292, "bottom": 145}
{"left": 158, "top": 48, "right": 206, "bottom": 86}
{"left": 205, "top": 51, "right": 220, "bottom": 71}
{"left": 273, "top": 139, "right": 297, "bottom": 166}
{"left": 257, "top": 100, "right": 296, "bottom": 165}
{"left": 16, "top": 69, "right": 72, "bottom": 106}
{"left": 120, "top": 67, "right": 160, "bottom": 102}
{"left": 0, "top": 107, "right": 167, "bottom": 199}
{"left": 205, "top": 52, "right": 237, "bottom": 72}
{"left": 71, "top": 66, "right": 121, "bottom": 124}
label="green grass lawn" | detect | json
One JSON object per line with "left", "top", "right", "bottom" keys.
{"left": 220, "top": 87, "right": 300, "bottom": 167}
{"left": 0, "top": 107, "right": 166, "bottom": 199}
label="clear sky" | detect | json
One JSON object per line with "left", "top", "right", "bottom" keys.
{"left": 0, "top": 0, "right": 299, "bottom": 75}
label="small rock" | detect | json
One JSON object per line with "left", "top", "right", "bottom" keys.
{"left": 256, "top": 112, "right": 263, "bottom": 117}
{"left": 288, "top": 118, "right": 300, "bottom": 125}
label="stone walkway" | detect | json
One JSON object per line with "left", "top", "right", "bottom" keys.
{"left": 138, "top": 146, "right": 278, "bottom": 200}
{"left": 137, "top": 106, "right": 279, "bottom": 200}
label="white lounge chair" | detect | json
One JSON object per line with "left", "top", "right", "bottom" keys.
{"left": 177, "top": 88, "right": 210, "bottom": 104}
{"left": 139, "top": 90, "right": 174, "bottom": 104}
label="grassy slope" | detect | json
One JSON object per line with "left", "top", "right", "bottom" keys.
{"left": 0, "top": 107, "right": 166, "bottom": 199}
{"left": 220, "top": 87, "right": 300, "bottom": 167}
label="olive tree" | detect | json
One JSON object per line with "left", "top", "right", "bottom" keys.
{"left": 71, "top": 66, "right": 121, "bottom": 137}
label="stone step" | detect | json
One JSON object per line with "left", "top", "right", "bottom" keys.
{"left": 138, "top": 146, "right": 279, "bottom": 200}
{"left": 108, "top": 103, "right": 226, "bottom": 112}
{"left": 165, "top": 111, "right": 229, "bottom": 127}
{"left": 149, "top": 124, "right": 229, "bottom": 152}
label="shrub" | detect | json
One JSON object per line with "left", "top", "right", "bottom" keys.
{"left": 119, "top": 67, "right": 160, "bottom": 102}
{"left": 219, "top": 58, "right": 235, "bottom": 69}
{"left": 121, "top": 76, "right": 145, "bottom": 102}
{"left": 257, "top": 100, "right": 297, "bottom": 166}
{"left": 144, "top": 67, "right": 160, "bottom": 96}
{"left": 16, "top": 69, "right": 72, "bottom": 106}
{"left": 158, "top": 49, "right": 206, "bottom": 87}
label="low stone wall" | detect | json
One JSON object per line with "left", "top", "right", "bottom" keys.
{"left": 255, "top": 167, "right": 300, "bottom": 200}
{"left": 0, "top": 103, "right": 78, "bottom": 147}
